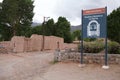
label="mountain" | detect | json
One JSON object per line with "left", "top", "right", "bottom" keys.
{"left": 70, "top": 25, "right": 81, "bottom": 32}
{"left": 31, "top": 22, "right": 41, "bottom": 27}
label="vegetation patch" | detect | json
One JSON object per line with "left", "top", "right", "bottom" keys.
{"left": 83, "top": 40, "right": 104, "bottom": 53}
{"left": 50, "top": 60, "right": 59, "bottom": 65}
{"left": 108, "top": 41, "right": 120, "bottom": 54}
{"left": 78, "top": 39, "right": 120, "bottom": 54}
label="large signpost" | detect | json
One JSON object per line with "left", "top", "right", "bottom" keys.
{"left": 82, "top": 8, "right": 106, "bottom": 38}
{"left": 81, "top": 7, "right": 109, "bottom": 69}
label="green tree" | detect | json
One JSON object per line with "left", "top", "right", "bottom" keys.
{"left": 0, "top": 2, "right": 12, "bottom": 41}
{"left": 0, "top": 0, "right": 34, "bottom": 40}
{"left": 43, "top": 19, "right": 55, "bottom": 36}
{"left": 20, "top": 25, "right": 43, "bottom": 38}
{"left": 107, "top": 7, "right": 120, "bottom": 43}
{"left": 55, "top": 17, "right": 73, "bottom": 43}
{"left": 0, "top": 25, "right": 12, "bottom": 41}
{"left": 72, "top": 30, "right": 81, "bottom": 40}
{"left": 31, "top": 25, "right": 42, "bottom": 35}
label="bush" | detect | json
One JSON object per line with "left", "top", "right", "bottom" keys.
{"left": 78, "top": 39, "right": 120, "bottom": 54}
{"left": 83, "top": 41, "right": 104, "bottom": 53}
{"left": 84, "top": 38, "right": 96, "bottom": 42}
{"left": 108, "top": 41, "right": 120, "bottom": 54}
{"left": 78, "top": 40, "right": 104, "bottom": 53}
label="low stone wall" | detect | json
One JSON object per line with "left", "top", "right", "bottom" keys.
{"left": 54, "top": 49, "right": 120, "bottom": 64}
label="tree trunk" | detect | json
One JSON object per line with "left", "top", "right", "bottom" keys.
{"left": 12, "top": 24, "right": 16, "bottom": 36}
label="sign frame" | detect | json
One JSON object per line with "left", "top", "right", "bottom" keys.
{"left": 80, "top": 7, "right": 108, "bottom": 68}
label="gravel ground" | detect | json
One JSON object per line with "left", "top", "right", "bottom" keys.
{"left": 41, "top": 62, "right": 120, "bottom": 80}
{"left": 0, "top": 52, "right": 53, "bottom": 80}
{"left": 0, "top": 52, "right": 120, "bottom": 80}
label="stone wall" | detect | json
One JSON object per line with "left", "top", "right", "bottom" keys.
{"left": 54, "top": 49, "right": 120, "bottom": 64}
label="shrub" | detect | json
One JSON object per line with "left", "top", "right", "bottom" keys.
{"left": 83, "top": 41, "right": 104, "bottom": 53}
{"left": 108, "top": 41, "right": 120, "bottom": 54}
{"left": 84, "top": 38, "right": 96, "bottom": 42}
{"left": 78, "top": 39, "right": 120, "bottom": 54}
{"left": 78, "top": 41, "right": 104, "bottom": 53}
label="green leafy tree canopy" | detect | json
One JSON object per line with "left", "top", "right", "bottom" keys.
{"left": 107, "top": 7, "right": 120, "bottom": 43}
{"left": 55, "top": 17, "right": 73, "bottom": 43}
{"left": 0, "top": 0, "right": 34, "bottom": 37}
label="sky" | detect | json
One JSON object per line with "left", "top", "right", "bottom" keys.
{"left": 0, "top": 0, "right": 120, "bottom": 25}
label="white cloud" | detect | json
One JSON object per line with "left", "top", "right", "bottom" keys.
{"left": 33, "top": 0, "right": 57, "bottom": 23}
{"left": 0, "top": 0, "right": 120, "bottom": 25}
{"left": 53, "top": 0, "right": 120, "bottom": 25}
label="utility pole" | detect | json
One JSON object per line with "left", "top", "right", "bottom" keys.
{"left": 41, "top": 16, "right": 50, "bottom": 51}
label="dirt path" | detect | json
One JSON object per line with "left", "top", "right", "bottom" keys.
{"left": 41, "top": 62, "right": 120, "bottom": 80}
{"left": 0, "top": 52, "right": 120, "bottom": 80}
{"left": 0, "top": 52, "right": 54, "bottom": 80}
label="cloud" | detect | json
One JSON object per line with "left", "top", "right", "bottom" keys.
{"left": 0, "top": 0, "right": 3, "bottom": 2}
{"left": 0, "top": 0, "right": 119, "bottom": 25}
{"left": 53, "top": 0, "right": 120, "bottom": 25}
{"left": 33, "top": 0, "right": 57, "bottom": 23}
{"left": 22, "top": 0, "right": 120, "bottom": 25}
{"left": 53, "top": 0, "right": 104, "bottom": 25}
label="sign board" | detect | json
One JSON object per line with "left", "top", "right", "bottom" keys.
{"left": 82, "top": 8, "right": 107, "bottom": 38}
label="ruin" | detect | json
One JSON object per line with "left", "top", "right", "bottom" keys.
{"left": 0, "top": 34, "right": 77, "bottom": 53}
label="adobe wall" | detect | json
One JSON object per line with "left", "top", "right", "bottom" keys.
{"left": 0, "top": 41, "right": 12, "bottom": 52}
{"left": 24, "top": 38, "right": 32, "bottom": 52}
{"left": 30, "top": 34, "right": 43, "bottom": 51}
{"left": 0, "top": 34, "right": 78, "bottom": 53}
{"left": 45, "top": 36, "right": 64, "bottom": 50}
{"left": 61, "top": 43, "right": 78, "bottom": 50}
{"left": 11, "top": 36, "right": 25, "bottom": 53}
